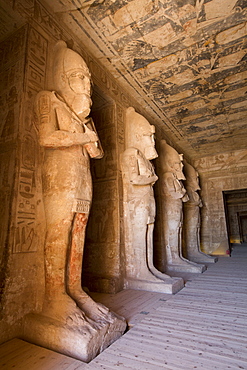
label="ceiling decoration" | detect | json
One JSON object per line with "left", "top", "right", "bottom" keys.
{"left": 1, "top": 0, "right": 247, "bottom": 159}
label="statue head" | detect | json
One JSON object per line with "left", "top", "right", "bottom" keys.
{"left": 159, "top": 140, "right": 185, "bottom": 180}
{"left": 126, "top": 107, "right": 158, "bottom": 160}
{"left": 53, "top": 40, "right": 92, "bottom": 120}
{"left": 183, "top": 161, "right": 201, "bottom": 191}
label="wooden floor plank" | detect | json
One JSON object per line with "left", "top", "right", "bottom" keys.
{"left": 1, "top": 245, "right": 247, "bottom": 369}
{"left": 87, "top": 246, "right": 247, "bottom": 370}
{"left": 0, "top": 339, "right": 87, "bottom": 370}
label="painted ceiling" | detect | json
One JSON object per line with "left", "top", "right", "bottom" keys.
{"left": 1, "top": 0, "right": 247, "bottom": 160}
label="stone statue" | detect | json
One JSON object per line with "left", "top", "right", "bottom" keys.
{"left": 121, "top": 108, "right": 183, "bottom": 294}
{"left": 23, "top": 41, "right": 126, "bottom": 362}
{"left": 182, "top": 161, "right": 217, "bottom": 263}
{"left": 159, "top": 140, "right": 206, "bottom": 273}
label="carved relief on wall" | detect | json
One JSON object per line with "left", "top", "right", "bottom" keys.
{"left": 12, "top": 27, "right": 48, "bottom": 253}
{"left": 197, "top": 150, "right": 247, "bottom": 253}
{"left": 92, "top": 127, "right": 117, "bottom": 180}
{"left": 84, "top": 99, "right": 122, "bottom": 292}
{"left": 0, "top": 153, "right": 14, "bottom": 265}
{"left": 116, "top": 104, "right": 125, "bottom": 147}
{"left": 0, "top": 24, "right": 26, "bottom": 143}
{"left": 0, "top": 26, "right": 27, "bottom": 259}
{"left": 14, "top": 0, "right": 61, "bottom": 40}
{"left": 90, "top": 105, "right": 117, "bottom": 180}
{"left": 13, "top": 135, "right": 37, "bottom": 253}
{"left": 194, "top": 149, "right": 247, "bottom": 173}
{"left": 87, "top": 196, "right": 118, "bottom": 245}
{"left": 24, "top": 27, "right": 48, "bottom": 98}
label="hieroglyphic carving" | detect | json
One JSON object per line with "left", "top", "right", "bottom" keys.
{"left": 0, "top": 26, "right": 27, "bottom": 144}
{"left": 116, "top": 104, "right": 125, "bottom": 147}
{"left": 87, "top": 198, "right": 117, "bottom": 244}
{"left": 84, "top": 101, "right": 121, "bottom": 292}
{"left": 24, "top": 27, "right": 48, "bottom": 98}
{"left": 196, "top": 150, "right": 247, "bottom": 253}
{"left": 0, "top": 152, "right": 14, "bottom": 262}
{"left": 0, "top": 26, "right": 28, "bottom": 260}
{"left": 91, "top": 107, "right": 117, "bottom": 180}
{"left": 88, "top": 56, "right": 131, "bottom": 107}
{"left": 13, "top": 135, "right": 37, "bottom": 253}
{"left": 14, "top": 0, "right": 61, "bottom": 40}
{"left": 12, "top": 27, "right": 48, "bottom": 253}
{"left": 0, "top": 86, "right": 18, "bottom": 141}
{"left": 194, "top": 149, "right": 247, "bottom": 173}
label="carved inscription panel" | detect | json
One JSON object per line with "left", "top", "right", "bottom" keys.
{"left": 11, "top": 27, "right": 48, "bottom": 253}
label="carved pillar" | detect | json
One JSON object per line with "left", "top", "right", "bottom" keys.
{"left": 121, "top": 108, "right": 184, "bottom": 294}
{"left": 21, "top": 40, "right": 126, "bottom": 362}
{"left": 158, "top": 140, "right": 206, "bottom": 273}
{"left": 0, "top": 25, "right": 47, "bottom": 340}
{"left": 182, "top": 161, "right": 217, "bottom": 263}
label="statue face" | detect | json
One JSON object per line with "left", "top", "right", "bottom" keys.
{"left": 68, "top": 70, "right": 91, "bottom": 96}
{"left": 53, "top": 42, "right": 93, "bottom": 120}
{"left": 142, "top": 126, "right": 158, "bottom": 160}
{"left": 65, "top": 69, "right": 92, "bottom": 119}
{"left": 173, "top": 160, "right": 185, "bottom": 180}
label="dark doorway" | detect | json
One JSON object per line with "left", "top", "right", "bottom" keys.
{"left": 223, "top": 189, "right": 247, "bottom": 252}
{"left": 239, "top": 214, "right": 247, "bottom": 243}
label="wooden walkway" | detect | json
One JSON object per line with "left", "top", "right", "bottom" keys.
{"left": 1, "top": 246, "right": 247, "bottom": 369}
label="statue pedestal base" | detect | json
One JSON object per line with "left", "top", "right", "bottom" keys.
{"left": 166, "top": 260, "right": 206, "bottom": 274}
{"left": 22, "top": 312, "right": 126, "bottom": 363}
{"left": 124, "top": 276, "right": 184, "bottom": 294}
{"left": 186, "top": 251, "right": 218, "bottom": 264}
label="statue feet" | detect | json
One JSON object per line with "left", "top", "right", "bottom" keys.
{"left": 125, "top": 265, "right": 184, "bottom": 294}
{"left": 165, "top": 245, "right": 206, "bottom": 273}
{"left": 186, "top": 249, "right": 218, "bottom": 264}
{"left": 42, "top": 292, "right": 99, "bottom": 330}
{"left": 68, "top": 288, "right": 124, "bottom": 324}
{"left": 23, "top": 291, "right": 127, "bottom": 363}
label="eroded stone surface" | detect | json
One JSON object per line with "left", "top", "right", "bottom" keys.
{"left": 22, "top": 40, "right": 126, "bottom": 360}
{"left": 182, "top": 161, "right": 217, "bottom": 264}
{"left": 194, "top": 149, "right": 247, "bottom": 254}
{"left": 121, "top": 108, "right": 183, "bottom": 293}
{"left": 158, "top": 140, "right": 206, "bottom": 274}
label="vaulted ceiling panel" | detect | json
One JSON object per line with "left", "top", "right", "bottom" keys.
{"left": 53, "top": 0, "right": 247, "bottom": 159}
{"left": 1, "top": 0, "right": 246, "bottom": 160}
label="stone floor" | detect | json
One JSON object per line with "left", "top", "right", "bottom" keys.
{"left": 1, "top": 245, "right": 247, "bottom": 369}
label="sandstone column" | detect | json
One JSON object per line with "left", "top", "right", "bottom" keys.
{"left": 121, "top": 108, "right": 184, "bottom": 293}
{"left": 159, "top": 140, "right": 206, "bottom": 273}
{"left": 182, "top": 161, "right": 217, "bottom": 263}
{"left": 23, "top": 40, "right": 126, "bottom": 362}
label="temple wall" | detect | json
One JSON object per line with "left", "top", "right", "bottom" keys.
{"left": 0, "top": 0, "right": 168, "bottom": 343}
{"left": 227, "top": 194, "right": 247, "bottom": 244}
{"left": 193, "top": 149, "right": 247, "bottom": 254}
{"left": 0, "top": 25, "right": 47, "bottom": 342}
{"left": 3, "top": 0, "right": 246, "bottom": 348}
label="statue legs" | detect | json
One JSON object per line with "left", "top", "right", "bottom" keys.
{"left": 146, "top": 223, "right": 175, "bottom": 280}
{"left": 42, "top": 210, "right": 89, "bottom": 325}
{"left": 164, "top": 204, "right": 206, "bottom": 273}
{"left": 124, "top": 203, "right": 183, "bottom": 293}
{"left": 183, "top": 206, "right": 217, "bottom": 263}
{"left": 41, "top": 193, "right": 116, "bottom": 324}
{"left": 23, "top": 197, "right": 126, "bottom": 362}
{"left": 67, "top": 212, "right": 116, "bottom": 323}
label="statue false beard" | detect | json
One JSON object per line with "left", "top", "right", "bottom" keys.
{"left": 144, "top": 146, "right": 158, "bottom": 161}
{"left": 63, "top": 93, "right": 92, "bottom": 121}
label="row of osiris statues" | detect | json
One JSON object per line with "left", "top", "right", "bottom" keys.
{"left": 121, "top": 107, "right": 217, "bottom": 296}
{"left": 22, "top": 41, "right": 216, "bottom": 362}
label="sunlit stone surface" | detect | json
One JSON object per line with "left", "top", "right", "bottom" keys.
{"left": 121, "top": 108, "right": 183, "bottom": 293}
{"left": 23, "top": 41, "right": 126, "bottom": 363}
{"left": 158, "top": 140, "right": 206, "bottom": 274}
{"left": 182, "top": 161, "right": 217, "bottom": 264}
